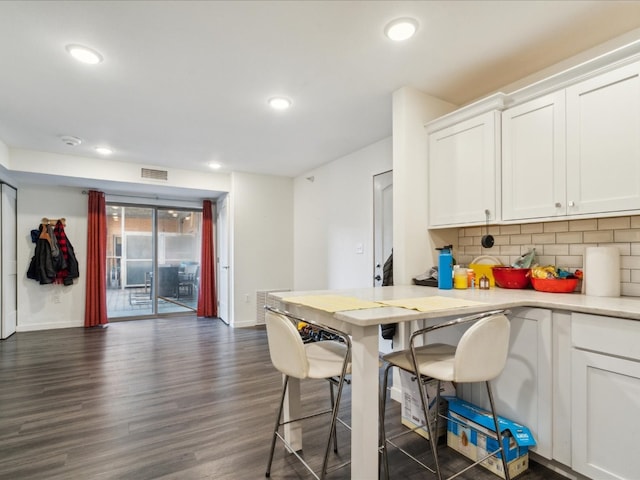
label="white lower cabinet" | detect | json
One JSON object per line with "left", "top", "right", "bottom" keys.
{"left": 457, "top": 307, "right": 553, "bottom": 459}
{"left": 551, "top": 311, "right": 572, "bottom": 467}
{"left": 572, "top": 313, "right": 640, "bottom": 480}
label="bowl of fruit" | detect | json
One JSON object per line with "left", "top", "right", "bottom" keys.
{"left": 530, "top": 266, "right": 582, "bottom": 293}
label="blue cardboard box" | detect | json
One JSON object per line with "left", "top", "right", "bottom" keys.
{"left": 445, "top": 396, "right": 536, "bottom": 478}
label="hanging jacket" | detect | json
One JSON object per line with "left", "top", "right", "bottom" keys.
{"left": 53, "top": 220, "right": 79, "bottom": 286}
{"left": 27, "top": 225, "right": 57, "bottom": 284}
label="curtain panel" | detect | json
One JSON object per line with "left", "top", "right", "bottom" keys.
{"left": 197, "top": 200, "right": 217, "bottom": 317}
{"left": 85, "top": 190, "right": 107, "bottom": 327}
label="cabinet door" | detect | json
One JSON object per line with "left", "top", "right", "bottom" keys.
{"left": 572, "top": 313, "right": 640, "bottom": 479}
{"left": 502, "top": 91, "right": 566, "bottom": 220}
{"left": 428, "top": 111, "right": 500, "bottom": 226}
{"left": 551, "top": 311, "right": 572, "bottom": 467}
{"left": 457, "top": 308, "right": 553, "bottom": 459}
{"left": 571, "top": 349, "right": 640, "bottom": 479}
{"left": 566, "top": 61, "right": 640, "bottom": 215}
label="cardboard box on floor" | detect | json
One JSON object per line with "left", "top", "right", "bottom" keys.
{"left": 446, "top": 397, "right": 536, "bottom": 479}
{"left": 400, "top": 370, "right": 455, "bottom": 440}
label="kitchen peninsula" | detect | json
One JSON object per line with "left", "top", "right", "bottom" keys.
{"left": 268, "top": 286, "right": 640, "bottom": 480}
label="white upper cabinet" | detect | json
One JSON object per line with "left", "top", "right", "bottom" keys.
{"left": 502, "top": 91, "right": 566, "bottom": 221}
{"left": 501, "top": 60, "right": 640, "bottom": 222}
{"left": 428, "top": 110, "right": 500, "bottom": 227}
{"left": 427, "top": 49, "right": 640, "bottom": 227}
{"left": 565, "top": 61, "right": 640, "bottom": 216}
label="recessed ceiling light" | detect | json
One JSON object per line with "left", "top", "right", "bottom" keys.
{"left": 268, "top": 96, "right": 292, "bottom": 110}
{"left": 65, "top": 44, "right": 103, "bottom": 64}
{"left": 208, "top": 162, "right": 222, "bottom": 170}
{"left": 95, "top": 146, "right": 112, "bottom": 155}
{"left": 384, "top": 18, "right": 419, "bottom": 41}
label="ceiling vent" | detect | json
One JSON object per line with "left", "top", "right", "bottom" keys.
{"left": 141, "top": 168, "right": 168, "bottom": 181}
{"left": 60, "top": 135, "right": 82, "bottom": 147}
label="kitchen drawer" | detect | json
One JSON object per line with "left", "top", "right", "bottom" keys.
{"left": 572, "top": 312, "right": 640, "bottom": 360}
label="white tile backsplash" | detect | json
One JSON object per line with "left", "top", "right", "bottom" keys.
{"left": 569, "top": 218, "right": 598, "bottom": 231}
{"left": 543, "top": 221, "right": 569, "bottom": 232}
{"left": 520, "top": 223, "right": 544, "bottom": 234}
{"left": 599, "top": 217, "right": 630, "bottom": 229}
{"left": 615, "top": 229, "right": 640, "bottom": 242}
{"left": 499, "top": 224, "right": 521, "bottom": 235}
{"left": 556, "top": 232, "right": 583, "bottom": 244}
{"left": 510, "top": 234, "right": 532, "bottom": 245}
{"left": 457, "top": 214, "right": 640, "bottom": 297}
{"left": 531, "top": 233, "right": 556, "bottom": 244}
{"left": 584, "top": 230, "right": 614, "bottom": 243}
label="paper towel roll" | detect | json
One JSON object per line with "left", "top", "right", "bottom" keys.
{"left": 585, "top": 246, "right": 620, "bottom": 297}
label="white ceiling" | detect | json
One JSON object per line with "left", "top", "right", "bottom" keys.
{"left": 1, "top": 1, "right": 640, "bottom": 181}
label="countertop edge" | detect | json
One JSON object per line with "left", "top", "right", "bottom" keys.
{"left": 269, "top": 287, "right": 640, "bottom": 327}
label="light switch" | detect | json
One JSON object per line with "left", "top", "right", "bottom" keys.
{"left": 355, "top": 243, "right": 364, "bottom": 254}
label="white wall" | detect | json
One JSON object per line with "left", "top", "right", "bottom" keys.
{"left": 294, "top": 137, "right": 392, "bottom": 291}
{"left": 9, "top": 148, "right": 231, "bottom": 193}
{"left": 14, "top": 171, "right": 293, "bottom": 331}
{"left": 17, "top": 185, "right": 88, "bottom": 331}
{"left": 8, "top": 148, "right": 232, "bottom": 332}
{"left": 230, "top": 172, "right": 293, "bottom": 327}
{"left": 391, "top": 86, "right": 458, "bottom": 285}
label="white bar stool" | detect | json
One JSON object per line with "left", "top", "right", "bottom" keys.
{"left": 380, "top": 309, "right": 512, "bottom": 480}
{"left": 264, "top": 306, "right": 351, "bottom": 480}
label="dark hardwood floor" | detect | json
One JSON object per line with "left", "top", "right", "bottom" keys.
{"left": 0, "top": 317, "right": 570, "bottom": 480}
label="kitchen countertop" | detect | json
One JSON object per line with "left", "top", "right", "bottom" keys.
{"left": 270, "top": 284, "right": 640, "bottom": 480}
{"left": 272, "top": 285, "right": 640, "bottom": 326}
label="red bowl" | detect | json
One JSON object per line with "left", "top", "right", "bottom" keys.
{"left": 531, "top": 277, "right": 579, "bottom": 293}
{"left": 491, "top": 267, "right": 531, "bottom": 289}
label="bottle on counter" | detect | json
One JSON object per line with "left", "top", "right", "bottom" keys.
{"left": 467, "top": 268, "right": 475, "bottom": 289}
{"left": 436, "top": 245, "right": 453, "bottom": 290}
{"left": 454, "top": 266, "right": 468, "bottom": 289}
{"left": 478, "top": 274, "right": 490, "bottom": 290}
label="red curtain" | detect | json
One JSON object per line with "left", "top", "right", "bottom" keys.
{"left": 84, "top": 190, "right": 108, "bottom": 327}
{"left": 197, "top": 200, "right": 217, "bottom": 317}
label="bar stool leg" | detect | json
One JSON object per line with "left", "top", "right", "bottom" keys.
{"left": 321, "top": 373, "right": 348, "bottom": 479}
{"left": 414, "top": 372, "right": 442, "bottom": 480}
{"left": 266, "top": 375, "right": 290, "bottom": 478}
{"left": 434, "top": 379, "right": 442, "bottom": 457}
{"left": 329, "top": 381, "right": 338, "bottom": 453}
{"left": 486, "top": 381, "right": 511, "bottom": 480}
{"left": 379, "top": 363, "right": 393, "bottom": 480}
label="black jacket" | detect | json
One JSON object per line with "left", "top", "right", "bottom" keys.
{"left": 27, "top": 237, "right": 57, "bottom": 284}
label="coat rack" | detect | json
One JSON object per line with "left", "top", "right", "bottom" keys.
{"left": 41, "top": 217, "right": 66, "bottom": 226}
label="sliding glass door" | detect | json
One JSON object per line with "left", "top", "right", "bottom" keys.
{"left": 106, "top": 204, "right": 202, "bottom": 319}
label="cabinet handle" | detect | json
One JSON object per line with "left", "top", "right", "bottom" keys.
{"left": 555, "top": 202, "right": 562, "bottom": 208}
{"left": 568, "top": 201, "right": 575, "bottom": 207}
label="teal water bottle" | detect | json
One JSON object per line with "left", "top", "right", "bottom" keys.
{"left": 436, "top": 245, "right": 453, "bottom": 290}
